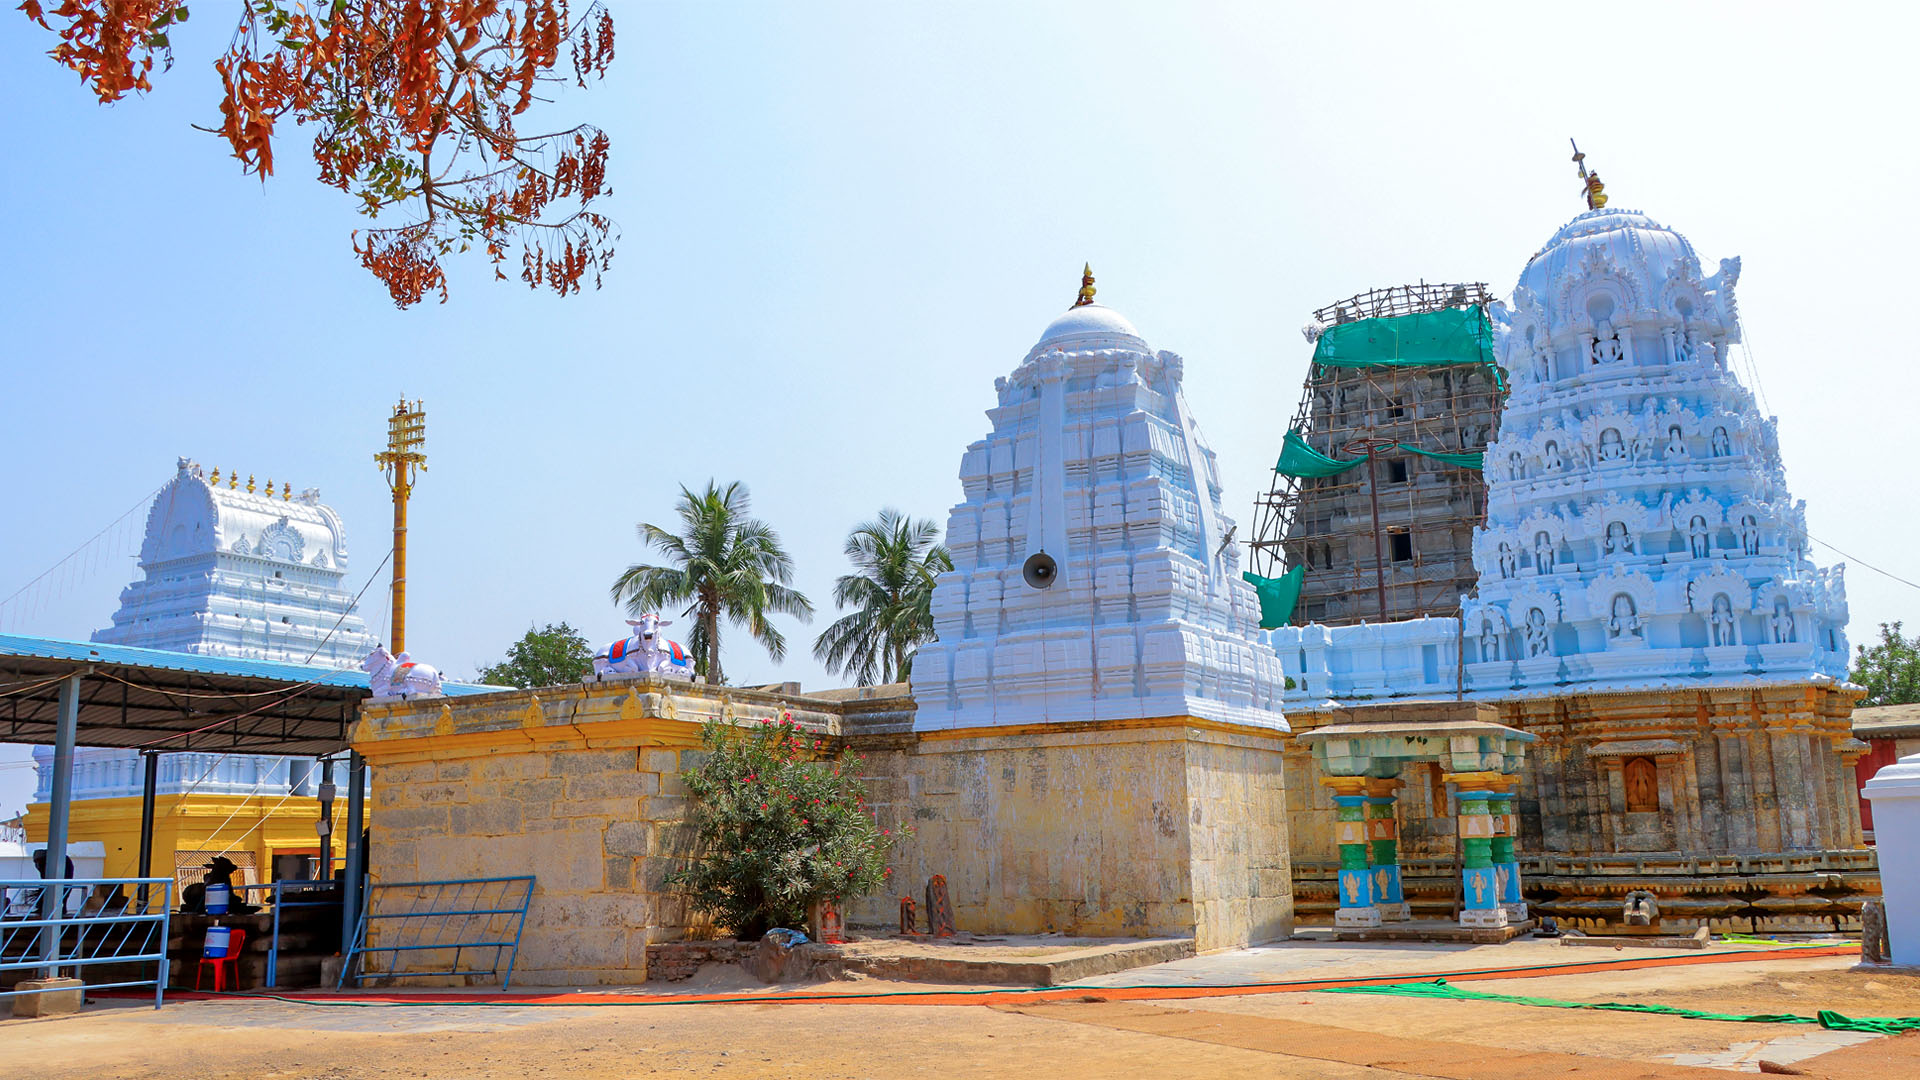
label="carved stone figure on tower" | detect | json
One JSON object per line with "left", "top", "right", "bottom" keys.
{"left": 1689, "top": 516, "right": 1712, "bottom": 559}
{"left": 1607, "top": 595, "right": 1643, "bottom": 641}
{"left": 1710, "top": 593, "right": 1738, "bottom": 646}
{"left": 1524, "top": 608, "right": 1552, "bottom": 657}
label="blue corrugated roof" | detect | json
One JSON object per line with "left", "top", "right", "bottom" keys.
{"left": 0, "top": 633, "right": 505, "bottom": 696}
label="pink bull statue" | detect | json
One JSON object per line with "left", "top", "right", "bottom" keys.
{"left": 594, "top": 613, "right": 694, "bottom": 680}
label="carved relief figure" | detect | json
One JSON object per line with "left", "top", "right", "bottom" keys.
{"left": 1710, "top": 593, "right": 1737, "bottom": 646}
{"left": 1665, "top": 425, "right": 1687, "bottom": 460}
{"left": 1508, "top": 451, "right": 1525, "bottom": 480}
{"left": 1543, "top": 440, "right": 1563, "bottom": 472}
{"left": 1496, "top": 541, "right": 1517, "bottom": 580}
{"left": 1603, "top": 521, "right": 1634, "bottom": 556}
{"left": 1478, "top": 618, "right": 1502, "bottom": 662}
{"left": 1591, "top": 319, "right": 1624, "bottom": 365}
{"left": 1740, "top": 514, "right": 1761, "bottom": 556}
{"left": 1628, "top": 429, "right": 1650, "bottom": 463}
{"left": 1607, "top": 594, "right": 1643, "bottom": 640}
{"left": 1770, "top": 598, "right": 1796, "bottom": 643}
{"left": 1571, "top": 440, "right": 1592, "bottom": 471}
{"left": 1668, "top": 325, "right": 1693, "bottom": 364}
{"left": 1535, "top": 346, "right": 1552, "bottom": 382}
{"left": 1689, "top": 516, "right": 1712, "bottom": 559}
{"left": 1710, "top": 426, "right": 1732, "bottom": 457}
{"left": 1524, "top": 608, "right": 1552, "bottom": 657}
{"left": 1597, "top": 427, "right": 1626, "bottom": 462}
{"left": 1624, "top": 756, "right": 1660, "bottom": 813}
{"left": 1534, "top": 531, "right": 1555, "bottom": 575}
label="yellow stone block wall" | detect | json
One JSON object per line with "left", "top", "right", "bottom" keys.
{"left": 845, "top": 720, "right": 1292, "bottom": 952}
{"left": 354, "top": 680, "right": 843, "bottom": 985}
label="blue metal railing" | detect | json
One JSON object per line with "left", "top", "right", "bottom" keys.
{"left": 230, "top": 880, "right": 341, "bottom": 988}
{"left": 0, "top": 877, "right": 173, "bottom": 1009}
{"left": 338, "top": 876, "right": 534, "bottom": 990}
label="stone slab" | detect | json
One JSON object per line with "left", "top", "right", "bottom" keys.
{"left": 1562, "top": 927, "right": 1711, "bottom": 949}
{"left": 10, "top": 977, "right": 84, "bottom": 1017}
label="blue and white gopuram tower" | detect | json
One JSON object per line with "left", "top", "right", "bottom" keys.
{"left": 1462, "top": 203, "right": 1850, "bottom": 692}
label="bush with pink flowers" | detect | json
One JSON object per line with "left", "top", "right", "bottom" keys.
{"left": 670, "top": 714, "right": 902, "bottom": 939}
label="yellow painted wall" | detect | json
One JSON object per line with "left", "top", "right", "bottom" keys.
{"left": 24, "top": 794, "right": 347, "bottom": 888}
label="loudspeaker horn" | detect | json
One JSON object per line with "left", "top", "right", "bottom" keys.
{"left": 1021, "top": 551, "right": 1058, "bottom": 590}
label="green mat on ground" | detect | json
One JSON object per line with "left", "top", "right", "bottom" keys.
{"left": 1318, "top": 979, "right": 1920, "bottom": 1035}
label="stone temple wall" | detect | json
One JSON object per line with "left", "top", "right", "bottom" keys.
{"left": 842, "top": 718, "right": 1291, "bottom": 952}
{"left": 355, "top": 677, "right": 1292, "bottom": 984}
{"left": 1283, "top": 687, "right": 1877, "bottom": 933}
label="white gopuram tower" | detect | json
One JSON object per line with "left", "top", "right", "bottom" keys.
{"left": 93, "top": 458, "right": 378, "bottom": 667}
{"left": 912, "top": 268, "right": 1287, "bottom": 731}
{"left": 1462, "top": 200, "right": 1850, "bottom": 692}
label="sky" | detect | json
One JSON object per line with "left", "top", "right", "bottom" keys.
{"left": 3, "top": 2, "right": 1916, "bottom": 817}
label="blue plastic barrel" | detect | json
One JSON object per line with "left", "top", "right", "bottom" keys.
{"left": 205, "top": 883, "right": 230, "bottom": 915}
{"left": 204, "top": 925, "right": 232, "bottom": 959}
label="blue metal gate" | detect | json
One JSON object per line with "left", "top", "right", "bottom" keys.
{"left": 338, "top": 876, "right": 534, "bottom": 989}
{"left": 0, "top": 877, "right": 173, "bottom": 1009}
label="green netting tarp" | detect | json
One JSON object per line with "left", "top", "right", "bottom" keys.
{"left": 1274, "top": 430, "right": 1484, "bottom": 478}
{"left": 1312, "top": 306, "right": 1499, "bottom": 386}
{"left": 1243, "top": 567, "right": 1304, "bottom": 630}
{"left": 1318, "top": 979, "right": 1920, "bottom": 1036}
{"left": 1400, "top": 445, "right": 1485, "bottom": 470}
{"left": 1275, "top": 429, "right": 1367, "bottom": 478}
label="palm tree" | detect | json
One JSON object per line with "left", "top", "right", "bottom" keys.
{"left": 813, "top": 509, "right": 953, "bottom": 686}
{"left": 610, "top": 481, "right": 813, "bottom": 684}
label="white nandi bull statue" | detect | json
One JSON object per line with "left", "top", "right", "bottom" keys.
{"left": 362, "top": 645, "right": 447, "bottom": 699}
{"left": 593, "top": 613, "right": 694, "bottom": 680}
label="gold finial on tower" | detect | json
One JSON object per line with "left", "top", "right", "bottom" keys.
{"left": 266, "top": 479, "right": 274, "bottom": 499}
{"left": 209, "top": 467, "right": 221, "bottom": 486}
{"left": 282, "top": 481, "right": 291, "bottom": 501}
{"left": 1074, "top": 263, "right": 1096, "bottom": 307}
{"left": 1570, "top": 138, "right": 1608, "bottom": 210}
{"left": 228, "top": 470, "right": 238, "bottom": 489}
{"left": 247, "top": 474, "right": 256, "bottom": 494}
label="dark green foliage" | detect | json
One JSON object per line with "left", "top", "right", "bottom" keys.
{"left": 1852, "top": 621, "right": 1920, "bottom": 706}
{"left": 669, "top": 716, "right": 900, "bottom": 940}
{"left": 477, "top": 621, "right": 594, "bottom": 688}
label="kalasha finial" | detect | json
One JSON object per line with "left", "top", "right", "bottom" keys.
{"left": 1570, "top": 138, "right": 1608, "bottom": 211}
{"left": 282, "top": 481, "right": 292, "bottom": 501}
{"left": 247, "top": 474, "right": 256, "bottom": 494}
{"left": 210, "top": 467, "right": 221, "bottom": 486}
{"left": 1074, "top": 263, "right": 1096, "bottom": 307}
{"left": 227, "top": 470, "right": 238, "bottom": 489}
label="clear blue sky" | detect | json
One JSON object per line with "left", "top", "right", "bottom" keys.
{"left": 3, "top": 3, "right": 1916, "bottom": 816}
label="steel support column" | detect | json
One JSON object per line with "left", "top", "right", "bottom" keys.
{"left": 339, "top": 751, "right": 367, "bottom": 956}
{"left": 137, "top": 750, "right": 159, "bottom": 907}
{"left": 40, "top": 672, "right": 81, "bottom": 973}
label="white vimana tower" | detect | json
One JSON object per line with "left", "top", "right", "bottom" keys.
{"left": 911, "top": 269, "right": 1288, "bottom": 731}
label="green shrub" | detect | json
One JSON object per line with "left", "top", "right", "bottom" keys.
{"left": 670, "top": 714, "right": 902, "bottom": 939}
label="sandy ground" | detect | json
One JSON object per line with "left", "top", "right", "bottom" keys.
{"left": 3, "top": 946, "right": 1917, "bottom": 1079}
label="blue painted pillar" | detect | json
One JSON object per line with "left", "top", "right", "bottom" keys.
{"left": 40, "top": 673, "right": 81, "bottom": 975}
{"left": 1489, "top": 788, "right": 1527, "bottom": 921}
{"left": 1453, "top": 782, "right": 1509, "bottom": 928}
{"left": 1323, "top": 776, "right": 1380, "bottom": 929}
{"left": 1366, "top": 778, "right": 1409, "bottom": 922}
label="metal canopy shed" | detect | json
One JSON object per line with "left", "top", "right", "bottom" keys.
{"left": 0, "top": 633, "right": 500, "bottom": 971}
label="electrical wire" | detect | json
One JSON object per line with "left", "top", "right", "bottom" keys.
{"left": 0, "top": 486, "right": 161, "bottom": 626}
{"left": 305, "top": 547, "right": 393, "bottom": 663}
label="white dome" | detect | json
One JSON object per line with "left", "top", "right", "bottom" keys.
{"left": 1030, "top": 303, "right": 1148, "bottom": 354}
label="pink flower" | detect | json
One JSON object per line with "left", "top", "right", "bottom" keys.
{"left": 802, "top": 818, "right": 810, "bottom": 825}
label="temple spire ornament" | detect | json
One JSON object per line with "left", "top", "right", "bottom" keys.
{"left": 1073, "top": 263, "right": 1096, "bottom": 307}
{"left": 1570, "top": 138, "right": 1608, "bottom": 210}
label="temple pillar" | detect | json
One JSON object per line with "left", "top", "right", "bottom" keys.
{"left": 1365, "top": 777, "right": 1409, "bottom": 922}
{"left": 1446, "top": 771, "right": 1510, "bottom": 928}
{"left": 1487, "top": 782, "right": 1526, "bottom": 921}
{"left": 1322, "top": 776, "right": 1379, "bottom": 928}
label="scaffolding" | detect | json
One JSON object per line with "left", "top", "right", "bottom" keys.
{"left": 1248, "top": 283, "right": 1506, "bottom": 626}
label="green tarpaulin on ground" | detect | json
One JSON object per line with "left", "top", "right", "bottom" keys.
{"left": 1312, "top": 305, "right": 1501, "bottom": 388}
{"left": 1273, "top": 430, "right": 1484, "bottom": 479}
{"left": 1242, "top": 567, "right": 1304, "bottom": 630}
{"left": 1319, "top": 979, "right": 1920, "bottom": 1036}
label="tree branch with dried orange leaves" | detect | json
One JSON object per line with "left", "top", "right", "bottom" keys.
{"left": 18, "top": 0, "right": 617, "bottom": 307}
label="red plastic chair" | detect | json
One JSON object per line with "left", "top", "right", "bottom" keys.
{"left": 196, "top": 927, "right": 247, "bottom": 992}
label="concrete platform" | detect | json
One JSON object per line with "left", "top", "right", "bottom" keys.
{"left": 1329, "top": 918, "right": 1535, "bottom": 944}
